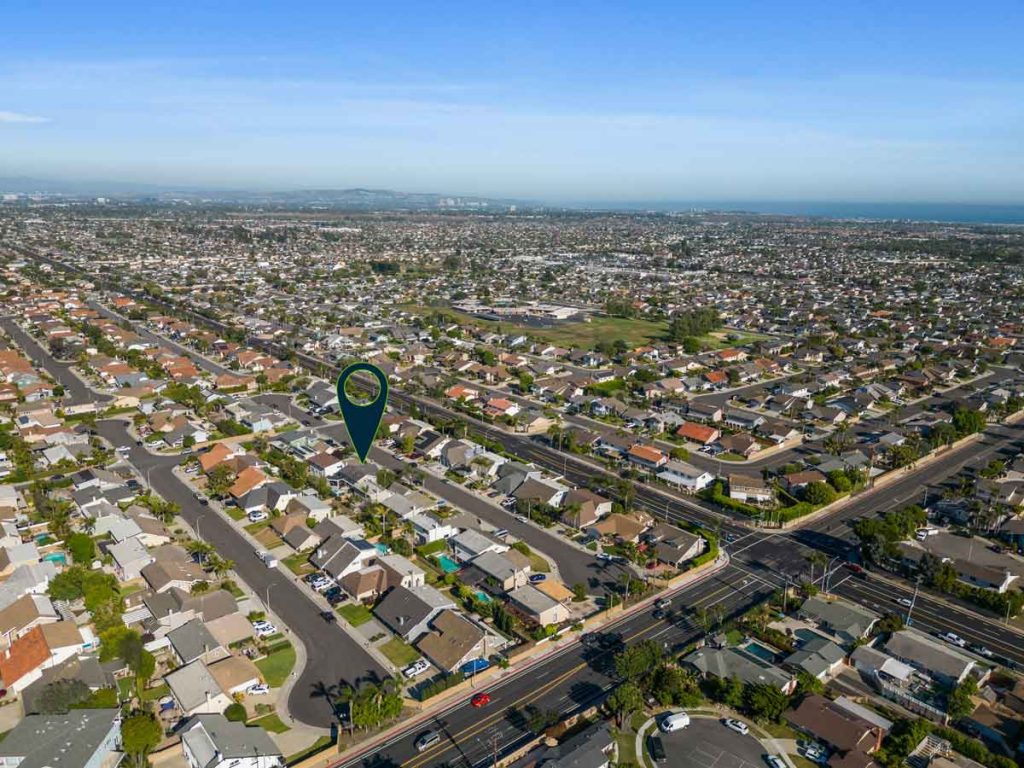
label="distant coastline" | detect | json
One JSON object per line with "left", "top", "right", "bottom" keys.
{"left": 573, "top": 200, "right": 1024, "bottom": 225}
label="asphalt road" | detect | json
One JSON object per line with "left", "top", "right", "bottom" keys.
{"left": 93, "top": 420, "right": 389, "bottom": 728}
{"left": 660, "top": 716, "right": 769, "bottom": 768}
{"left": 334, "top": 562, "right": 773, "bottom": 768}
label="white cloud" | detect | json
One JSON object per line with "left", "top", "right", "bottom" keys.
{"left": 0, "top": 110, "right": 49, "bottom": 124}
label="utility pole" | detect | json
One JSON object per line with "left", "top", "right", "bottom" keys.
{"left": 906, "top": 578, "right": 920, "bottom": 626}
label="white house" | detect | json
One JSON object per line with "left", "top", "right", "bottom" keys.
{"left": 181, "top": 714, "right": 283, "bottom": 768}
{"left": 657, "top": 460, "right": 714, "bottom": 491}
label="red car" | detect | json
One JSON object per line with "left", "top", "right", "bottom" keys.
{"left": 470, "top": 693, "right": 492, "bottom": 708}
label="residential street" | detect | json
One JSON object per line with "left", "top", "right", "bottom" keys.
{"left": 93, "top": 420, "right": 389, "bottom": 728}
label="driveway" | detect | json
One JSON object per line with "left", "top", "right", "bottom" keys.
{"left": 658, "top": 716, "right": 769, "bottom": 768}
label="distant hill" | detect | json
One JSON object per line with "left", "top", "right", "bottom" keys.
{"left": 0, "top": 177, "right": 527, "bottom": 210}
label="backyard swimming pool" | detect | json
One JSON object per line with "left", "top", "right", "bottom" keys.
{"left": 436, "top": 554, "right": 460, "bottom": 574}
{"left": 742, "top": 640, "right": 780, "bottom": 663}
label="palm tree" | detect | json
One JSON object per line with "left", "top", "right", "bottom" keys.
{"left": 186, "top": 540, "right": 214, "bottom": 566}
{"left": 806, "top": 551, "right": 827, "bottom": 585}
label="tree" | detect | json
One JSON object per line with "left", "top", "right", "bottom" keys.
{"left": 224, "top": 703, "right": 248, "bottom": 722}
{"left": 67, "top": 532, "right": 96, "bottom": 565}
{"left": 121, "top": 714, "right": 162, "bottom": 768}
{"left": 606, "top": 682, "right": 643, "bottom": 727}
{"left": 614, "top": 641, "right": 664, "bottom": 688}
{"left": 206, "top": 464, "right": 234, "bottom": 497}
{"left": 946, "top": 678, "right": 977, "bottom": 721}
{"left": 796, "top": 671, "right": 825, "bottom": 698}
{"left": 804, "top": 481, "right": 838, "bottom": 506}
{"left": 572, "top": 583, "right": 587, "bottom": 602}
{"left": 744, "top": 682, "right": 790, "bottom": 723}
{"left": 707, "top": 676, "right": 744, "bottom": 709}
{"left": 36, "top": 679, "right": 91, "bottom": 714}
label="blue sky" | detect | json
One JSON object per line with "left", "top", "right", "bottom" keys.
{"left": 2, "top": 1, "right": 1023, "bottom": 202}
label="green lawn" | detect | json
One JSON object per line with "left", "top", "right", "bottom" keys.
{"left": 282, "top": 552, "right": 313, "bottom": 575}
{"left": 613, "top": 728, "right": 638, "bottom": 765}
{"left": 256, "top": 644, "right": 297, "bottom": 687}
{"left": 286, "top": 735, "right": 334, "bottom": 765}
{"left": 526, "top": 552, "right": 551, "bottom": 573}
{"left": 226, "top": 507, "right": 246, "bottom": 521}
{"left": 251, "top": 712, "right": 291, "bottom": 734}
{"left": 141, "top": 683, "right": 170, "bottom": 702}
{"left": 379, "top": 637, "right": 420, "bottom": 667}
{"left": 404, "top": 303, "right": 771, "bottom": 352}
{"left": 337, "top": 603, "right": 373, "bottom": 627}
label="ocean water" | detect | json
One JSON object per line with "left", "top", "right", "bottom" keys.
{"left": 576, "top": 200, "right": 1024, "bottom": 225}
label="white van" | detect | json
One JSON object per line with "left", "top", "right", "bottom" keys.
{"left": 256, "top": 550, "right": 277, "bottom": 568}
{"left": 659, "top": 712, "right": 691, "bottom": 733}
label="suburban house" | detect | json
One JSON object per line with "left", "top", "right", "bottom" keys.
{"left": 0, "top": 622, "right": 86, "bottom": 693}
{"left": 506, "top": 585, "right": 571, "bottom": 627}
{"left": 798, "top": 596, "right": 879, "bottom": 645}
{"left": 883, "top": 629, "right": 981, "bottom": 687}
{"left": 559, "top": 488, "right": 613, "bottom": 529}
{"left": 181, "top": 713, "right": 284, "bottom": 768}
{"left": 450, "top": 529, "right": 509, "bottom": 562}
{"left": 658, "top": 459, "right": 714, "bottom": 491}
{"left": 373, "top": 585, "right": 457, "bottom": 642}
{"left": 0, "top": 709, "right": 122, "bottom": 768}
{"left": 310, "top": 537, "right": 377, "bottom": 581}
{"left": 786, "top": 694, "right": 885, "bottom": 759}
{"left": 165, "top": 659, "right": 233, "bottom": 716}
{"left": 728, "top": 474, "right": 774, "bottom": 504}
{"left": 416, "top": 610, "right": 489, "bottom": 674}
{"left": 684, "top": 646, "right": 797, "bottom": 694}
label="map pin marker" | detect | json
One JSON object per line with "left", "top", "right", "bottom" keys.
{"left": 336, "top": 362, "right": 389, "bottom": 463}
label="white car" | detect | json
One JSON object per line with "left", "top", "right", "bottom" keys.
{"left": 940, "top": 632, "right": 967, "bottom": 648}
{"left": 723, "top": 718, "right": 749, "bottom": 736}
{"left": 896, "top": 597, "right": 913, "bottom": 608}
{"left": 248, "top": 510, "right": 269, "bottom": 522}
{"left": 252, "top": 621, "right": 277, "bottom": 637}
{"left": 403, "top": 659, "right": 431, "bottom": 679}
{"left": 246, "top": 683, "right": 270, "bottom": 695}
{"left": 596, "top": 552, "right": 613, "bottom": 562}
{"left": 765, "top": 756, "right": 787, "bottom": 768}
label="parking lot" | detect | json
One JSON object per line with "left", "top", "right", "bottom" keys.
{"left": 656, "top": 716, "right": 768, "bottom": 768}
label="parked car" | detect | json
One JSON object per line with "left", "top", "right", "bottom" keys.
{"left": 252, "top": 621, "right": 277, "bottom": 637}
{"left": 403, "top": 659, "right": 431, "bottom": 679}
{"left": 649, "top": 735, "right": 667, "bottom": 763}
{"left": 246, "top": 683, "right": 270, "bottom": 695}
{"left": 255, "top": 550, "right": 277, "bottom": 568}
{"left": 765, "top": 756, "right": 786, "bottom": 768}
{"left": 660, "top": 712, "right": 690, "bottom": 733}
{"left": 528, "top": 574, "right": 547, "bottom": 584}
{"left": 596, "top": 552, "right": 613, "bottom": 562}
{"left": 247, "top": 510, "right": 269, "bottom": 523}
{"left": 460, "top": 658, "right": 491, "bottom": 676}
{"left": 723, "top": 718, "right": 749, "bottom": 736}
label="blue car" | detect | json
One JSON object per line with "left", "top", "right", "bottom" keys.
{"left": 459, "top": 658, "right": 491, "bottom": 676}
